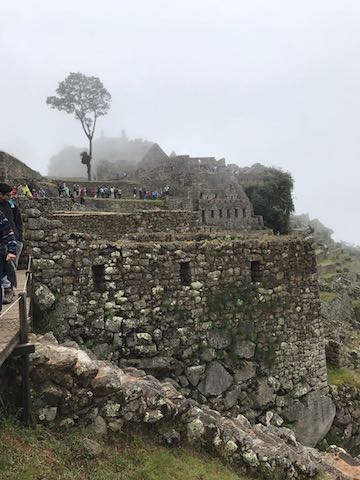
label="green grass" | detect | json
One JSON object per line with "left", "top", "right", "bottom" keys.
{"left": 0, "top": 422, "right": 256, "bottom": 480}
{"left": 318, "top": 272, "right": 339, "bottom": 281}
{"left": 319, "top": 292, "right": 337, "bottom": 303}
{"left": 327, "top": 367, "right": 360, "bottom": 388}
{"left": 318, "top": 259, "right": 335, "bottom": 267}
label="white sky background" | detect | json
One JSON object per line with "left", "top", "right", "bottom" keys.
{"left": 1, "top": 0, "right": 360, "bottom": 243}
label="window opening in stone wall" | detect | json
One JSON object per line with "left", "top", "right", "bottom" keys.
{"left": 250, "top": 261, "right": 262, "bottom": 283}
{"left": 200, "top": 192, "right": 203, "bottom": 199}
{"left": 179, "top": 262, "right": 192, "bottom": 286}
{"left": 219, "top": 209, "right": 223, "bottom": 218}
{"left": 92, "top": 265, "right": 106, "bottom": 292}
{"left": 235, "top": 209, "right": 238, "bottom": 218}
{"left": 201, "top": 210, "right": 206, "bottom": 223}
{"left": 243, "top": 208, "right": 246, "bottom": 217}
{"left": 211, "top": 210, "right": 214, "bottom": 218}
{"left": 227, "top": 209, "right": 230, "bottom": 218}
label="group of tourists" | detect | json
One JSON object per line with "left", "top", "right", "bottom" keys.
{"left": 12, "top": 184, "right": 46, "bottom": 199}
{"left": 0, "top": 183, "right": 23, "bottom": 312}
{"left": 132, "top": 186, "right": 170, "bottom": 200}
{"left": 95, "top": 186, "right": 122, "bottom": 198}
{"left": 58, "top": 183, "right": 171, "bottom": 201}
{"left": 58, "top": 183, "right": 122, "bottom": 200}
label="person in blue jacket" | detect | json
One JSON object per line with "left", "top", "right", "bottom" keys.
{"left": 0, "top": 211, "right": 17, "bottom": 311}
{"left": 0, "top": 183, "right": 23, "bottom": 303}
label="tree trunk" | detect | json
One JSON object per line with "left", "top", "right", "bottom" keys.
{"left": 87, "top": 137, "right": 92, "bottom": 181}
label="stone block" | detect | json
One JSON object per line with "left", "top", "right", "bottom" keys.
{"left": 198, "top": 362, "right": 233, "bottom": 396}
{"left": 234, "top": 339, "right": 256, "bottom": 359}
{"left": 208, "top": 329, "right": 231, "bottom": 349}
{"left": 186, "top": 365, "right": 205, "bottom": 386}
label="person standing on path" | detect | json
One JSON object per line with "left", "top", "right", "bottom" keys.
{"left": 0, "top": 183, "right": 23, "bottom": 304}
{"left": 0, "top": 211, "right": 17, "bottom": 311}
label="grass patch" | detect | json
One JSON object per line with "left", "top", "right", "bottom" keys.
{"left": 351, "top": 299, "right": 360, "bottom": 323}
{"left": 318, "top": 259, "right": 335, "bottom": 267}
{"left": 327, "top": 367, "right": 360, "bottom": 388}
{"left": 33, "top": 310, "right": 62, "bottom": 337}
{"left": 0, "top": 422, "right": 256, "bottom": 480}
{"left": 319, "top": 292, "right": 337, "bottom": 303}
{"left": 319, "top": 272, "right": 339, "bottom": 281}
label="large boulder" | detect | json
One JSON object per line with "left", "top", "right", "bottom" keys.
{"left": 283, "top": 392, "right": 336, "bottom": 447}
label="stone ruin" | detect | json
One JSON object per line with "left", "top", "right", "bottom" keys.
{"left": 3, "top": 151, "right": 360, "bottom": 477}
{"left": 10, "top": 193, "right": 334, "bottom": 449}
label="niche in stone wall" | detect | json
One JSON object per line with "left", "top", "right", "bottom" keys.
{"left": 250, "top": 261, "right": 262, "bottom": 283}
{"left": 179, "top": 261, "right": 192, "bottom": 286}
{"left": 92, "top": 265, "right": 106, "bottom": 292}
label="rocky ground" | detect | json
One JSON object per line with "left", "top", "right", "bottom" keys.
{"left": 24, "top": 333, "right": 360, "bottom": 480}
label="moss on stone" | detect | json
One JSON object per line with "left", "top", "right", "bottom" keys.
{"left": 319, "top": 292, "right": 337, "bottom": 303}
{"left": 327, "top": 367, "right": 360, "bottom": 388}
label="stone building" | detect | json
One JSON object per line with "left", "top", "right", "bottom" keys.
{"left": 19, "top": 198, "right": 335, "bottom": 445}
{"left": 135, "top": 153, "right": 264, "bottom": 231}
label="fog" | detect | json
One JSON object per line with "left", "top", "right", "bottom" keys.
{"left": 1, "top": 0, "right": 360, "bottom": 243}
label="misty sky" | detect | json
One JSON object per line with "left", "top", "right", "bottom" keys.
{"left": 1, "top": 0, "right": 360, "bottom": 243}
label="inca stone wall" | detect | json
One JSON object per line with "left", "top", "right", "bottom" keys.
{"left": 26, "top": 335, "right": 342, "bottom": 480}
{"left": 77, "top": 198, "right": 167, "bottom": 213}
{"left": 16, "top": 197, "right": 75, "bottom": 212}
{"left": 198, "top": 193, "right": 263, "bottom": 230}
{"left": 0, "top": 152, "right": 8, "bottom": 182}
{"left": 51, "top": 210, "right": 199, "bottom": 238}
{"left": 326, "top": 385, "right": 360, "bottom": 456}
{"left": 25, "top": 204, "right": 335, "bottom": 444}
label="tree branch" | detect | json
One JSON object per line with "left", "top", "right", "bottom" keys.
{"left": 91, "top": 114, "right": 97, "bottom": 139}
{"left": 76, "top": 111, "right": 91, "bottom": 139}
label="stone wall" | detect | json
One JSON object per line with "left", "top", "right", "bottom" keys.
{"left": 77, "top": 198, "right": 167, "bottom": 213}
{"left": 0, "top": 152, "right": 8, "bottom": 182}
{"left": 17, "top": 198, "right": 75, "bottom": 267}
{"left": 51, "top": 210, "right": 199, "bottom": 238}
{"left": 27, "top": 205, "right": 334, "bottom": 443}
{"left": 27, "top": 335, "right": 342, "bottom": 480}
{"left": 17, "top": 197, "right": 75, "bottom": 213}
{"left": 327, "top": 385, "right": 360, "bottom": 456}
{"left": 198, "top": 195, "right": 263, "bottom": 230}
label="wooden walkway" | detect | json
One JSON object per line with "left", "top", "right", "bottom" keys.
{"left": 0, "top": 270, "right": 31, "bottom": 368}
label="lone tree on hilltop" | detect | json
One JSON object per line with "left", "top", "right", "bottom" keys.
{"left": 46, "top": 72, "right": 111, "bottom": 180}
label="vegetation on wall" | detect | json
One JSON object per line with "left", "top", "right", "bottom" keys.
{"left": 327, "top": 367, "right": 360, "bottom": 388}
{"left": 245, "top": 168, "right": 294, "bottom": 234}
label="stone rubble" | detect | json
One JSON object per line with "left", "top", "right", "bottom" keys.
{"left": 29, "top": 335, "right": 360, "bottom": 479}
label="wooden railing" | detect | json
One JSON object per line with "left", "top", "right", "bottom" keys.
{"left": 0, "top": 256, "right": 35, "bottom": 426}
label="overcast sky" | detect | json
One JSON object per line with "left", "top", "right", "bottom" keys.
{"left": 1, "top": 0, "right": 360, "bottom": 243}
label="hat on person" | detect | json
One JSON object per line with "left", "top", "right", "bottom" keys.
{"left": 0, "top": 183, "right": 13, "bottom": 194}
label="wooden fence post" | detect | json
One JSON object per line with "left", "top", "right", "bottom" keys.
{"left": 19, "top": 292, "right": 31, "bottom": 427}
